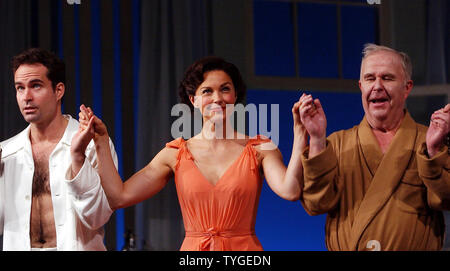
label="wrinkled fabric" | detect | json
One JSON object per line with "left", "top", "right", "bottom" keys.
{"left": 166, "top": 136, "right": 270, "bottom": 251}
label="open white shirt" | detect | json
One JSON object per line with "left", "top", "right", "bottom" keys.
{"left": 0, "top": 115, "right": 117, "bottom": 251}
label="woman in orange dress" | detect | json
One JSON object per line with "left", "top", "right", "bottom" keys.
{"left": 70, "top": 56, "right": 308, "bottom": 251}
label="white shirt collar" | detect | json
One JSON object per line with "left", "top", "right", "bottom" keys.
{"left": 1, "top": 114, "right": 78, "bottom": 158}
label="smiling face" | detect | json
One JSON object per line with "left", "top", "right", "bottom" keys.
{"left": 189, "top": 70, "right": 237, "bottom": 123}
{"left": 359, "top": 50, "right": 413, "bottom": 130}
{"left": 14, "top": 63, "right": 64, "bottom": 125}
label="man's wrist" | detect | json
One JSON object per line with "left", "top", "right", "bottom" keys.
{"left": 310, "top": 136, "right": 326, "bottom": 148}
{"left": 71, "top": 151, "right": 86, "bottom": 167}
{"left": 308, "top": 136, "right": 326, "bottom": 158}
{"left": 70, "top": 153, "right": 85, "bottom": 179}
{"left": 426, "top": 143, "right": 442, "bottom": 159}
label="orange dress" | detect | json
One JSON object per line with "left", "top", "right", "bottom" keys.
{"left": 166, "top": 136, "right": 270, "bottom": 251}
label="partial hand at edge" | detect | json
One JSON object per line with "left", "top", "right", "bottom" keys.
{"left": 426, "top": 104, "right": 450, "bottom": 158}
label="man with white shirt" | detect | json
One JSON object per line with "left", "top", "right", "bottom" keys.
{"left": 0, "top": 48, "right": 117, "bottom": 250}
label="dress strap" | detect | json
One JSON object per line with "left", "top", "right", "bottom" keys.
{"left": 166, "top": 137, "right": 193, "bottom": 170}
{"left": 165, "top": 137, "right": 184, "bottom": 149}
{"left": 247, "top": 135, "right": 271, "bottom": 146}
{"left": 245, "top": 135, "right": 272, "bottom": 173}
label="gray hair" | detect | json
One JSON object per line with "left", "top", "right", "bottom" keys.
{"left": 361, "top": 43, "right": 412, "bottom": 81}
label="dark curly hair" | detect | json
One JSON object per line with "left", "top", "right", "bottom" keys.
{"left": 178, "top": 56, "right": 246, "bottom": 111}
{"left": 11, "top": 48, "right": 65, "bottom": 91}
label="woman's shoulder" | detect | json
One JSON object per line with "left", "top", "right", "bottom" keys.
{"left": 165, "top": 137, "right": 186, "bottom": 149}
{"left": 247, "top": 134, "right": 272, "bottom": 145}
{"left": 157, "top": 138, "right": 186, "bottom": 171}
{"left": 247, "top": 135, "right": 280, "bottom": 163}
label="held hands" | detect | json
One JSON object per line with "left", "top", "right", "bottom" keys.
{"left": 426, "top": 104, "right": 450, "bottom": 158}
{"left": 69, "top": 105, "right": 96, "bottom": 178}
{"left": 298, "top": 94, "right": 327, "bottom": 139}
{"left": 78, "top": 104, "right": 109, "bottom": 145}
{"left": 71, "top": 109, "right": 95, "bottom": 160}
{"left": 69, "top": 104, "right": 109, "bottom": 178}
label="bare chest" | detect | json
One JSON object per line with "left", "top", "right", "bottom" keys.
{"left": 31, "top": 145, "right": 55, "bottom": 196}
{"left": 30, "top": 143, "right": 58, "bottom": 248}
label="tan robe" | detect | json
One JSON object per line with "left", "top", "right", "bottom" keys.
{"left": 301, "top": 111, "right": 450, "bottom": 251}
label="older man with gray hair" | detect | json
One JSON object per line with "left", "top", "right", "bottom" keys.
{"left": 298, "top": 43, "right": 450, "bottom": 251}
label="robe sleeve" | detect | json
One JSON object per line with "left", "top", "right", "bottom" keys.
{"left": 300, "top": 139, "right": 341, "bottom": 215}
{"left": 416, "top": 143, "right": 450, "bottom": 210}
